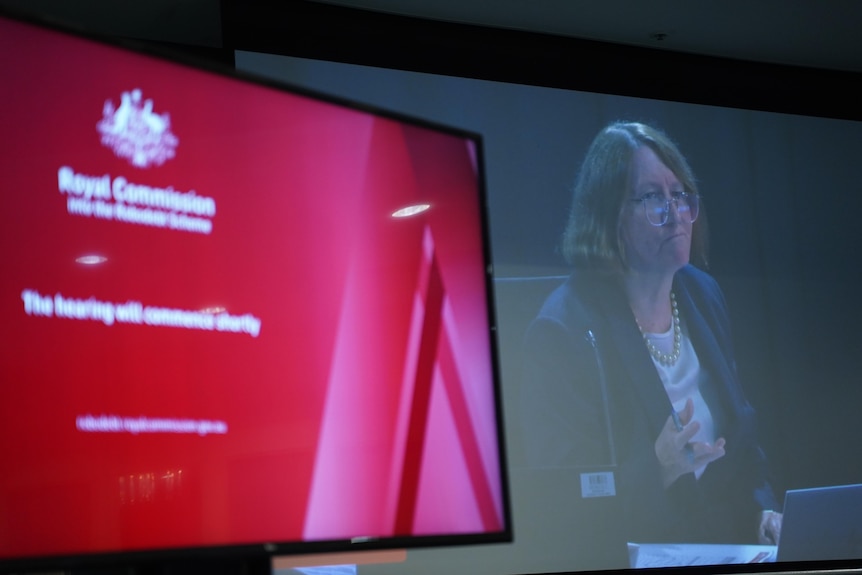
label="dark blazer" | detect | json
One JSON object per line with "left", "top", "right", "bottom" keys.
{"left": 520, "top": 264, "right": 778, "bottom": 544}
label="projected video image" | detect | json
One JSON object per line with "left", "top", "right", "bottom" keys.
{"left": 234, "top": 48, "right": 862, "bottom": 574}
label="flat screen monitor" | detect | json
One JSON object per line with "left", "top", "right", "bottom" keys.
{"left": 0, "top": 10, "right": 510, "bottom": 573}
{"left": 228, "top": 2, "right": 862, "bottom": 575}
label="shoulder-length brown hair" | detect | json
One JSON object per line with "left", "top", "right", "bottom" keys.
{"left": 561, "top": 121, "right": 708, "bottom": 269}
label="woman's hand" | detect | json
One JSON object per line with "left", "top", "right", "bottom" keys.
{"left": 654, "top": 398, "right": 726, "bottom": 488}
{"left": 757, "top": 510, "right": 783, "bottom": 545}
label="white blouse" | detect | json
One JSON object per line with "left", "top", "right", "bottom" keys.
{"left": 644, "top": 322, "right": 716, "bottom": 479}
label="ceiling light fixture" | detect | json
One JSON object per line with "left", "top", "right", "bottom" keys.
{"left": 392, "top": 203, "right": 431, "bottom": 218}
{"left": 76, "top": 255, "right": 107, "bottom": 265}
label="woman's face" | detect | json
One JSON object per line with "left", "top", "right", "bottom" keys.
{"left": 619, "top": 145, "right": 692, "bottom": 276}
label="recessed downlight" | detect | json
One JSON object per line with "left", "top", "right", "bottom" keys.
{"left": 392, "top": 203, "right": 431, "bottom": 218}
{"left": 76, "top": 255, "right": 107, "bottom": 265}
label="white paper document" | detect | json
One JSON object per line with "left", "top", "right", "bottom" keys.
{"left": 628, "top": 543, "right": 777, "bottom": 568}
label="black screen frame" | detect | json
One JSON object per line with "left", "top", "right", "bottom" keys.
{"left": 223, "top": 0, "right": 862, "bottom": 123}
{"left": 0, "top": 5, "right": 513, "bottom": 573}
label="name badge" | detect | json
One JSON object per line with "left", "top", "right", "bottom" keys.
{"left": 580, "top": 471, "right": 616, "bottom": 498}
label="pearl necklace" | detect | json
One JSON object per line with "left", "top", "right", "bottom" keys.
{"left": 636, "top": 292, "right": 681, "bottom": 367}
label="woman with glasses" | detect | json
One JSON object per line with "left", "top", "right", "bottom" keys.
{"left": 521, "top": 122, "right": 782, "bottom": 547}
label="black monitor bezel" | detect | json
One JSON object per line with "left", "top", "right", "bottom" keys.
{"left": 0, "top": 5, "right": 512, "bottom": 573}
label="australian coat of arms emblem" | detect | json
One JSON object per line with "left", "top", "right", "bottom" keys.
{"left": 97, "top": 88, "right": 178, "bottom": 168}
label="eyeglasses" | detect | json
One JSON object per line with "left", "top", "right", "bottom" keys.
{"left": 630, "top": 191, "right": 699, "bottom": 227}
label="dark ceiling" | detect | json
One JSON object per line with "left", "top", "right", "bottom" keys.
{"left": 1, "top": 0, "right": 861, "bottom": 73}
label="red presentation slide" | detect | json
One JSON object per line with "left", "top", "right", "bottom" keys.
{"left": 0, "top": 15, "right": 506, "bottom": 560}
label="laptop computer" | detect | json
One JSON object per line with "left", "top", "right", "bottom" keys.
{"left": 777, "top": 484, "right": 862, "bottom": 562}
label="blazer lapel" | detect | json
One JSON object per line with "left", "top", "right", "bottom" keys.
{"left": 673, "top": 276, "right": 743, "bottom": 442}
{"left": 594, "top": 278, "right": 672, "bottom": 439}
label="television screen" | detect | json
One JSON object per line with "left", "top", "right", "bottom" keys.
{"left": 230, "top": 3, "right": 862, "bottom": 575}
{"left": 0, "top": 11, "right": 510, "bottom": 573}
